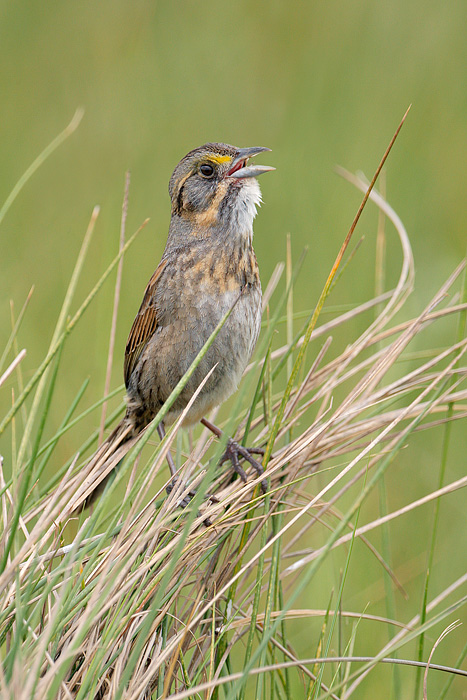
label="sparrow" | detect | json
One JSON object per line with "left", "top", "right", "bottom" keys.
{"left": 82, "top": 142, "right": 274, "bottom": 510}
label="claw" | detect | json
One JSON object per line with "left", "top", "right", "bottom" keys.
{"left": 219, "top": 439, "right": 268, "bottom": 493}
{"left": 243, "top": 447, "right": 265, "bottom": 456}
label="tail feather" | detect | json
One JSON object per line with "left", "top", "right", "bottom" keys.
{"left": 70, "top": 418, "right": 136, "bottom": 515}
{"left": 23, "top": 417, "right": 144, "bottom": 527}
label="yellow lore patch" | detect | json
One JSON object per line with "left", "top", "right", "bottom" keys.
{"left": 206, "top": 154, "right": 232, "bottom": 165}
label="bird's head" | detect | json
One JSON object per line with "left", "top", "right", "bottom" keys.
{"left": 168, "top": 143, "right": 274, "bottom": 234}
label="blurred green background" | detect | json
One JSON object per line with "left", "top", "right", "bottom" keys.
{"left": 1, "top": 1, "right": 467, "bottom": 697}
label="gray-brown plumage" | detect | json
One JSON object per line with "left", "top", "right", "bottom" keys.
{"left": 81, "top": 143, "right": 274, "bottom": 510}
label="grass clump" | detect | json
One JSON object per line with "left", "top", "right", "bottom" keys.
{"left": 1, "top": 113, "right": 467, "bottom": 699}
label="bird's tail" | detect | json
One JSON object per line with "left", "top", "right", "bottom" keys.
{"left": 70, "top": 416, "right": 138, "bottom": 515}
{"left": 23, "top": 415, "right": 144, "bottom": 528}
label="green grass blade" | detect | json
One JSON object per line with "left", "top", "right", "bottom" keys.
{"left": 0, "top": 217, "right": 145, "bottom": 440}
{"left": 0, "top": 109, "right": 83, "bottom": 228}
{"left": 0, "top": 287, "right": 34, "bottom": 375}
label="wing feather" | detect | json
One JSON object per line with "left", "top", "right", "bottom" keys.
{"left": 124, "top": 259, "right": 167, "bottom": 386}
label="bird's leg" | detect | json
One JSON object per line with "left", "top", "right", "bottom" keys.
{"left": 200, "top": 417, "right": 267, "bottom": 493}
{"left": 158, "top": 422, "right": 194, "bottom": 508}
{"left": 157, "top": 422, "right": 177, "bottom": 477}
{"left": 157, "top": 423, "right": 217, "bottom": 523}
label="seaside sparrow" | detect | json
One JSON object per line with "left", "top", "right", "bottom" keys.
{"left": 83, "top": 143, "right": 274, "bottom": 509}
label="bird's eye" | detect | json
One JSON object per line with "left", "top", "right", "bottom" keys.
{"left": 199, "top": 163, "right": 215, "bottom": 178}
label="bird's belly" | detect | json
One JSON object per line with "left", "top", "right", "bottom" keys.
{"left": 134, "top": 285, "right": 262, "bottom": 426}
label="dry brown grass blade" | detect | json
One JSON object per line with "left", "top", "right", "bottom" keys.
{"left": 423, "top": 621, "right": 461, "bottom": 700}
{"left": 0, "top": 349, "right": 26, "bottom": 389}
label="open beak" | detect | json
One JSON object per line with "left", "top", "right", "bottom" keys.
{"left": 226, "top": 146, "right": 275, "bottom": 179}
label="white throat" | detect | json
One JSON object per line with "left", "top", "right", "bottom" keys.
{"left": 232, "top": 178, "right": 262, "bottom": 232}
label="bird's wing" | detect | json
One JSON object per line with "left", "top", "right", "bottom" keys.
{"left": 124, "top": 258, "right": 167, "bottom": 386}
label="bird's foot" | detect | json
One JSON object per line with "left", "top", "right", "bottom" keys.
{"left": 165, "top": 477, "right": 196, "bottom": 509}
{"left": 219, "top": 440, "right": 268, "bottom": 493}
{"left": 166, "top": 477, "right": 218, "bottom": 526}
